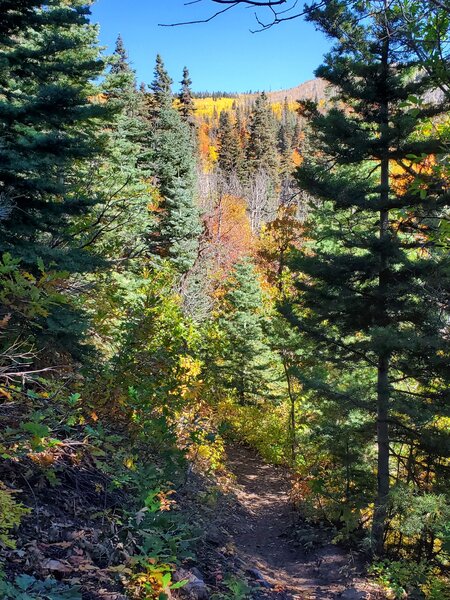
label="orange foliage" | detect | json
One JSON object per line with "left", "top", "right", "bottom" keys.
{"left": 390, "top": 156, "right": 444, "bottom": 251}
{"left": 292, "top": 149, "right": 303, "bottom": 167}
{"left": 198, "top": 122, "right": 211, "bottom": 161}
{"left": 391, "top": 155, "right": 437, "bottom": 196}
{"left": 205, "top": 194, "right": 254, "bottom": 279}
{"left": 88, "top": 93, "right": 107, "bottom": 104}
{"left": 257, "top": 205, "right": 304, "bottom": 293}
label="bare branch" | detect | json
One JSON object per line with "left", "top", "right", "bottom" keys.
{"left": 208, "top": 0, "right": 287, "bottom": 4}
{"left": 159, "top": 3, "right": 238, "bottom": 27}
{"left": 159, "top": 0, "right": 320, "bottom": 29}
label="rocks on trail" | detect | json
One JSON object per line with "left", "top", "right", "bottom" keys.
{"left": 174, "top": 568, "right": 209, "bottom": 600}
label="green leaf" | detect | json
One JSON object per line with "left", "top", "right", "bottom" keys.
{"left": 15, "top": 574, "right": 35, "bottom": 591}
{"left": 37, "top": 257, "right": 45, "bottom": 273}
{"left": 171, "top": 579, "right": 189, "bottom": 590}
{"left": 161, "top": 572, "right": 171, "bottom": 588}
{"left": 21, "top": 422, "right": 50, "bottom": 438}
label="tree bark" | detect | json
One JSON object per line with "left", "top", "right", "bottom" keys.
{"left": 372, "top": 4, "right": 391, "bottom": 555}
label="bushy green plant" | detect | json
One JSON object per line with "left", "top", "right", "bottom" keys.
{"left": 389, "top": 485, "right": 450, "bottom": 561}
{"left": 370, "top": 559, "right": 429, "bottom": 599}
{"left": 211, "top": 575, "right": 251, "bottom": 600}
{"left": 0, "top": 485, "right": 31, "bottom": 548}
{"left": 421, "top": 575, "right": 450, "bottom": 600}
{"left": 0, "top": 574, "right": 81, "bottom": 600}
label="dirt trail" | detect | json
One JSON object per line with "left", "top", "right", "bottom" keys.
{"left": 224, "top": 445, "right": 381, "bottom": 600}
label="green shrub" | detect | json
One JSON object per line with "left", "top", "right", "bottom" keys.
{"left": 0, "top": 574, "right": 81, "bottom": 600}
{"left": 370, "top": 559, "right": 450, "bottom": 600}
{"left": 0, "top": 485, "right": 31, "bottom": 548}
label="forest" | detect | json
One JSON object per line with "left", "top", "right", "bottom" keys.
{"left": 0, "top": 1, "right": 449, "bottom": 599}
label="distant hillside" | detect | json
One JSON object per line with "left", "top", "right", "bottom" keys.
{"left": 193, "top": 78, "right": 329, "bottom": 118}
{"left": 255, "top": 78, "right": 328, "bottom": 104}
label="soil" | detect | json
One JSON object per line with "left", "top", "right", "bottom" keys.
{"left": 219, "top": 445, "right": 385, "bottom": 600}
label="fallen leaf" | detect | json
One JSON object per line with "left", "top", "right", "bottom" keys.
{"left": 135, "top": 506, "right": 148, "bottom": 525}
{"left": 42, "top": 558, "right": 72, "bottom": 574}
{"left": 42, "top": 541, "right": 72, "bottom": 549}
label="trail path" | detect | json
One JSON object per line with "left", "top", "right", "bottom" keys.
{"left": 223, "top": 445, "right": 382, "bottom": 600}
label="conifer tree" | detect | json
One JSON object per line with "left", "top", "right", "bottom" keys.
{"left": 246, "top": 92, "right": 279, "bottom": 180}
{"left": 178, "top": 66, "right": 196, "bottom": 128}
{"left": 283, "top": 0, "right": 450, "bottom": 555}
{"left": 150, "top": 53, "right": 173, "bottom": 108}
{"left": 147, "top": 56, "right": 202, "bottom": 273}
{"left": 0, "top": 0, "right": 108, "bottom": 357}
{"left": 278, "top": 97, "right": 298, "bottom": 175}
{"left": 217, "top": 111, "right": 244, "bottom": 177}
{"left": 84, "top": 34, "right": 150, "bottom": 266}
{"left": 215, "top": 259, "right": 281, "bottom": 404}
{"left": 110, "top": 34, "right": 129, "bottom": 75}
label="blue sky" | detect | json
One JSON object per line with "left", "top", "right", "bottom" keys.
{"left": 90, "top": 0, "right": 331, "bottom": 93}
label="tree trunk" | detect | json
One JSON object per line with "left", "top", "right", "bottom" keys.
{"left": 372, "top": 6, "right": 391, "bottom": 555}
{"left": 282, "top": 353, "right": 296, "bottom": 465}
{"left": 373, "top": 352, "right": 390, "bottom": 554}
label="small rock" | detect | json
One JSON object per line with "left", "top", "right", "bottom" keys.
{"left": 191, "top": 567, "right": 204, "bottom": 580}
{"left": 246, "top": 567, "right": 272, "bottom": 589}
{"left": 47, "top": 525, "right": 62, "bottom": 543}
{"left": 205, "top": 526, "right": 222, "bottom": 546}
{"left": 173, "top": 568, "right": 209, "bottom": 600}
{"left": 246, "top": 567, "right": 264, "bottom": 579}
{"left": 340, "top": 589, "right": 367, "bottom": 600}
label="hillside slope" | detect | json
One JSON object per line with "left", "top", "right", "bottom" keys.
{"left": 193, "top": 78, "right": 328, "bottom": 117}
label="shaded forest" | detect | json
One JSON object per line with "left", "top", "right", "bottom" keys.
{"left": 0, "top": 1, "right": 449, "bottom": 599}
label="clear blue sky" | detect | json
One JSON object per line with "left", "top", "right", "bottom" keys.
{"left": 90, "top": 0, "right": 331, "bottom": 93}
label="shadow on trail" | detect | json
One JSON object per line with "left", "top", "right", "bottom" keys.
{"left": 224, "top": 445, "right": 382, "bottom": 600}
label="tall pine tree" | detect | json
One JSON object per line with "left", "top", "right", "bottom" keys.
{"left": 246, "top": 92, "right": 279, "bottom": 181}
{"left": 0, "top": 0, "right": 108, "bottom": 357}
{"left": 83, "top": 34, "right": 150, "bottom": 265}
{"left": 178, "top": 66, "right": 196, "bottom": 130}
{"left": 283, "top": 0, "right": 450, "bottom": 555}
{"left": 150, "top": 53, "right": 173, "bottom": 108}
{"left": 217, "top": 110, "right": 244, "bottom": 178}
{"left": 147, "top": 55, "right": 202, "bottom": 273}
{"left": 214, "top": 259, "right": 281, "bottom": 404}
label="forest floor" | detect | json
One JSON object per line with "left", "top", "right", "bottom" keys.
{"left": 0, "top": 418, "right": 386, "bottom": 600}
{"left": 205, "top": 445, "right": 386, "bottom": 600}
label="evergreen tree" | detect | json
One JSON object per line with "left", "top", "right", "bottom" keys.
{"left": 217, "top": 110, "right": 244, "bottom": 177}
{"left": 147, "top": 56, "right": 202, "bottom": 273}
{"left": 215, "top": 259, "right": 281, "bottom": 404}
{"left": 150, "top": 53, "right": 173, "bottom": 108}
{"left": 178, "top": 66, "right": 196, "bottom": 128}
{"left": 110, "top": 33, "right": 130, "bottom": 75}
{"left": 0, "top": 0, "right": 108, "bottom": 357}
{"left": 234, "top": 105, "right": 248, "bottom": 161}
{"left": 278, "top": 97, "right": 298, "bottom": 175}
{"left": 83, "top": 34, "right": 150, "bottom": 266}
{"left": 283, "top": 0, "right": 450, "bottom": 555}
{"left": 246, "top": 92, "right": 279, "bottom": 180}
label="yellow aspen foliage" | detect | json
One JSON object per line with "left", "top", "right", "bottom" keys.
{"left": 208, "top": 144, "right": 218, "bottom": 164}
{"left": 193, "top": 97, "right": 236, "bottom": 118}
{"left": 198, "top": 121, "right": 215, "bottom": 171}
{"left": 271, "top": 100, "right": 300, "bottom": 118}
